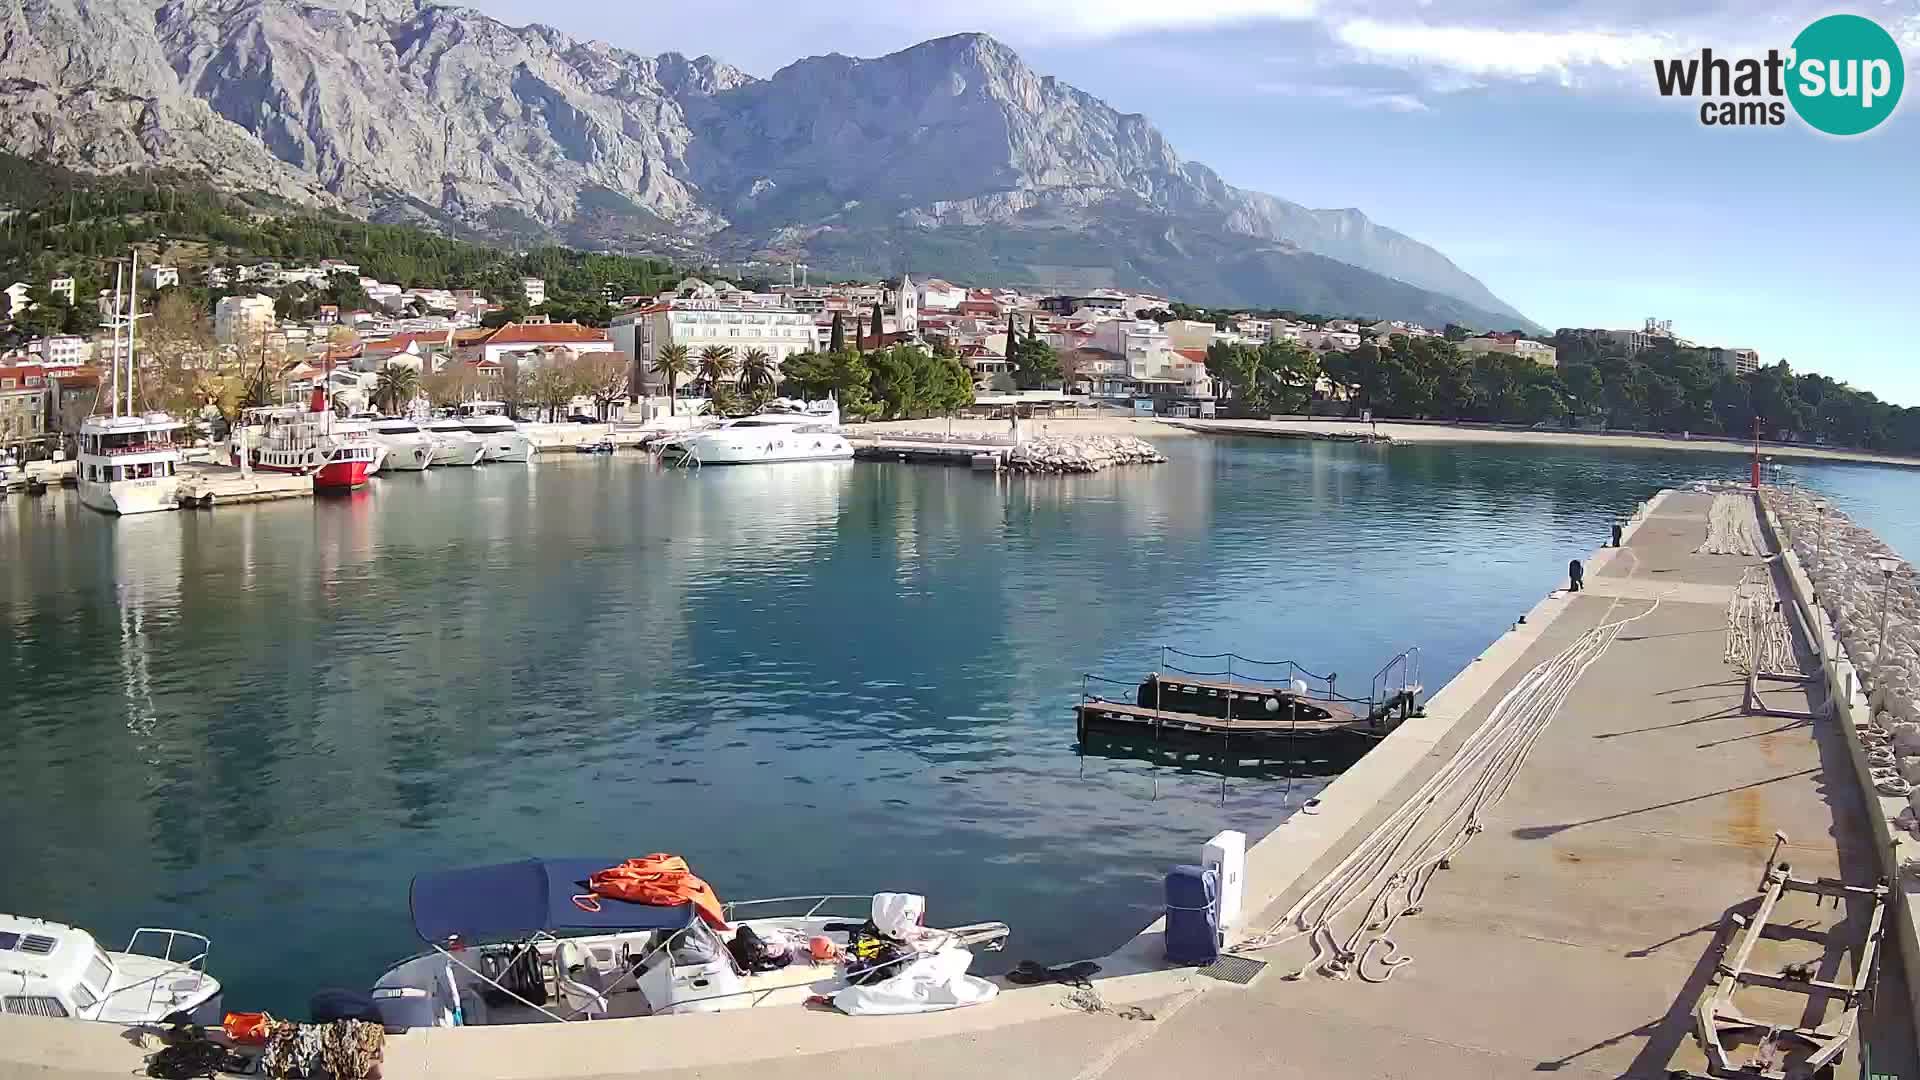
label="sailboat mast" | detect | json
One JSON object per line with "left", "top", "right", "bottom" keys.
{"left": 127, "top": 249, "right": 140, "bottom": 416}
{"left": 110, "top": 266, "right": 124, "bottom": 419}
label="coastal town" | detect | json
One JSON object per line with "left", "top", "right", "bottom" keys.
{"left": 1, "top": 252, "right": 1793, "bottom": 468}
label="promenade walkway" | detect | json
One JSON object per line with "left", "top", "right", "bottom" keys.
{"left": 6, "top": 491, "right": 1911, "bottom": 1078}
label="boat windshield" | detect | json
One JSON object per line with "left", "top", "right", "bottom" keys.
{"left": 377, "top": 423, "right": 420, "bottom": 433}
{"left": 83, "top": 429, "right": 176, "bottom": 455}
{"left": 729, "top": 419, "right": 807, "bottom": 428}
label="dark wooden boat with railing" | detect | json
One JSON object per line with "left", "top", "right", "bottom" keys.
{"left": 1074, "top": 646, "right": 1423, "bottom": 747}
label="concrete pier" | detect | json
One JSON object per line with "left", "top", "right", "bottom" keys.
{"left": 174, "top": 461, "right": 311, "bottom": 506}
{"left": 6, "top": 489, "right": 1914, "bottom": 1078}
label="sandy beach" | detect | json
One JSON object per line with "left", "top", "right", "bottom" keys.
{"left": 855, "top": 414, "right": 1920, "bottom": 468}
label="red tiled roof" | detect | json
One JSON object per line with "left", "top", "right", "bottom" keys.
{"left": 1173, "top": 348, "right": 1209, "bottom": 364}
{"left": 483, "top": 322, "right": 609, "bottom": 346}
{"left": 0, "top": 363, "right": 47, "bottom": 383}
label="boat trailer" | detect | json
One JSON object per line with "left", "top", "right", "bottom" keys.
{"left": 1692, "top": 832, "right": 1888, "bottom": 1079}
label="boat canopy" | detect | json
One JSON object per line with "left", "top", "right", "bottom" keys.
{"left": 409, "top": 858, "right": 697, "bottom": 944}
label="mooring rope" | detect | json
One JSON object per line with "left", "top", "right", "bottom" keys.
{"left": 1236, "top": 597, "right": 1663, "bottom": 983}
{"left": 1698, "top": 493, "right": 1767, "bottom": 556}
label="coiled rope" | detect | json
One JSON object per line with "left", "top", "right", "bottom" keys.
{"left": 1236, "top": 597, "right": 1663, "bottom": 983}
{"left": 1697, "top": 493, "right": 1767, "bottom": 556}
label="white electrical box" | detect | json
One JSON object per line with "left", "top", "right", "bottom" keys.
{"left": 1203, "top": 830, "right": 1246, "bottom": 930}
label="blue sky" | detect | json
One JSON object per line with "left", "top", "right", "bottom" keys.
{"left": 473, "top": 0, "right": 1920, "bottom": 405}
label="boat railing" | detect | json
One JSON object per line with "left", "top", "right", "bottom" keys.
{"left": 1159, "top": 646, "right": 1342, "bottom": 702}
{"left": 113, "top": 928, "right": 211, "bottom": 1017}
{"left": 722, "top": 895, "right": 873, "bottom": 921}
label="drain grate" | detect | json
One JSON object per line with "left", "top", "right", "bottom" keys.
{"left": 1198, "top": 953, "right": 1268, "bottom": 985}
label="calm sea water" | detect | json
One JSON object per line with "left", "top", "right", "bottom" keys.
{"left": 1, "top": 436, "right": 1912, "bottom": 1013}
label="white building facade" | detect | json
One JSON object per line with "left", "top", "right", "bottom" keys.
{"left": 214, "top": 294, "right": 277, "bottom": 346}
{"left": 612, "top": 300, "right": 817, "bottom": 382}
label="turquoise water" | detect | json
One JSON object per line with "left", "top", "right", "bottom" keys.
{"left": 0, "top": 437, "right": 1911, "bottom": 1013}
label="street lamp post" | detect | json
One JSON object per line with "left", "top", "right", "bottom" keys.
{"left": 1876, "top": 557, "right": 1900, "bottom": 666}
{"left": 1812, "top": 501, "right": 1826, "bottom": 561}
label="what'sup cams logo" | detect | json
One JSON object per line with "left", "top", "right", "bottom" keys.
{"left": 1653, "top": 14, "right": 1905, "bottom": 134}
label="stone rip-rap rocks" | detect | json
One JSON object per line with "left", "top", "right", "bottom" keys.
{"left": 1005, "top": 435, "right": 1167, "bottom": 474}
{"left": 1764, "top": 486, "right": 1920, "bottom": 772}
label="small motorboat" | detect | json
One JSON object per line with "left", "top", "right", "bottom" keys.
{"left": 366, "top": 857, "right": 1007, "bottom": 1029}
{"left": 575, "top": 440, "right": 616, "bottom": 455}
{"left": 0, "top": 913, "right": 223, "bottom": 1025}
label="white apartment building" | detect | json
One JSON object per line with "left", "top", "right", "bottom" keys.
{"left": 28, "top": 335, "right": 89, "bottom": 367}
{"left": 48, "top": 276, "right": 75, "bottom": 304}
{"left": 4, "top": 282, "right": 31, "bottom": 318}
{"left": 1465, "top": 333, "right": 1558, "bottom": 367}
{"left": 215, "top": 294, "right": 277, "bottom": 346}
{"left": 1162, "top": 319, "right": 1219, "bottom": 351}
{"left": 1711, "top": 347, "right": 1760, "bottom": 376}
{"left": 523, "top": 277, "right": 546, "bottom": 306}
{"left": 612, "top": 300, "right": 817, "bottom": 385}
{"left": 917, "top": 279, "right": 967, "bottom": 310}
{"left": 142, "top": 265, "right": 179, "bottom": 290}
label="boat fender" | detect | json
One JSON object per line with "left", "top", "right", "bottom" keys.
{"left": 1263, "top": 697, "right": 1280, "bottom": 713}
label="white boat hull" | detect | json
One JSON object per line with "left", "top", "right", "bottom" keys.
{"left": 377, "top": 440, "right": 434, "bottom": 471}
{"left": 77, "top": 476, "right": 178, "bottom": 515}
{"left": 665, "top": 438, "right": 853, "bottom": 466}
{"left": 478, "top": 434, "right": 533, "bottom": 463}
{"left": 428, "top": 438, "right": 486, "bottom": 467}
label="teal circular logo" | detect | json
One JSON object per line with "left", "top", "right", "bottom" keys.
{"left": 1787, "top": 14, "right": 1904, "bottom": 135}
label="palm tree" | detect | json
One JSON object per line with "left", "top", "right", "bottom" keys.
{"left": 696, "top": 345, "right": 736, "bottom": 395}
{"left": 651, "top": 343, "right": 692, "bottom": 416}
{"left": 374, "top": 363, "right": 420, "bottom": 415}
{"left": 737, "top": 348, "right": 775, "bottom": 395}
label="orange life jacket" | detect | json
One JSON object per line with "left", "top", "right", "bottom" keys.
{"left": 579, "top": 854, "right": 729, "bottom": 930}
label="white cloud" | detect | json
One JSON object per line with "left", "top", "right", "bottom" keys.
{"left": 1332, "top": 18, "right": 1677, "bottom": 83}
{"left": 1255, "top": 81, "right": 1430, "bottom": 111}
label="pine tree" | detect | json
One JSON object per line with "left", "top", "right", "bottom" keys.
{"left": 829, "top": 311, "right": 845, "bottom": 354}
{"left": 1027, "top": 314, "right": 1037, "bottom": 336}
{"left": 1005, "top": 313, "right": 1018, "bottom": 360}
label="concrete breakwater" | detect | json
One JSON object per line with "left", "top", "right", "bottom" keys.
{"left": 1005, "top": 434, "right": 1166, "bottom": 474}
{"left": 1764, "top": 486, "right": 1920, "bottom": 728}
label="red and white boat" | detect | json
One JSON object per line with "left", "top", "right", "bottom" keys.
{"left": 231, "top": 390, "right": 378, "bottom": 491}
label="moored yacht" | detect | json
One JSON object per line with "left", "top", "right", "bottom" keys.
{"left": 658, "top": 400, "right": 851, "bottom": 466}
{"left": 364, "top": 417, "right": 435, "bottom": 471}
{"left": 77, "top": 254, "right": 185, "bottom": 515}
{"left": 77, "top": 415, "right": 184, "bottom": 515}
{"left": 455, "top": 402, "right": 532, "bottom": 463}
{"left": 0, "top": 913, "right": 222, "bottom": 1025}
{"left": 421, "top": 419, "right": 486, "bottom": 466}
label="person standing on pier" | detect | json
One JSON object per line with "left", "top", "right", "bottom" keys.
{"left": 1568, "top": 558, "right": 1585, "bottom": 592}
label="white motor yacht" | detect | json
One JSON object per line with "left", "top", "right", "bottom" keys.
{"left": 658, "top": 400, "right": 850, "bottom": 466}
{"left": 365, "top": 417, "right": 435, "bottom": 471}
{"left": 368, "top": 858, "right": 1005, "bottom": 1029}
{"left": 421, "top": 419, "right": 486, "bottom": 467}
{"left": 455, "top": 402, "right": 532, "bottom": 463}
{"left": 0, "top": 913, "right": 222, "bottom": 1025}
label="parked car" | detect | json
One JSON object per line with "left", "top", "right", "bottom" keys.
{"left": 569, "top": 413, "right": 600, "bottom": 424}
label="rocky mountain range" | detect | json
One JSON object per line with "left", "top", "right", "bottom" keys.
{"left": 0, "top": 0, "right": 1535, "bottom": 328}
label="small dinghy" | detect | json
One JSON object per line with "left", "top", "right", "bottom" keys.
{"left": 574, "top": 440, "right": 616, "bottom": 455}
{"left": 365, "top": 856, "right": 1008, "bottom": 1028}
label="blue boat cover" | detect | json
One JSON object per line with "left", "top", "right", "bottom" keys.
{"left": 1163, "top": 864, "right": 1220, "bottom": 966}
{"left": 409, "top": 858, "right": 698, "bottom": 944}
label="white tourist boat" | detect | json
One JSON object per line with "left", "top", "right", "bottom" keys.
{"left": 658, "top": 400, "right": 851, "bottom": 466}
{"left": 77, "top": 415, "right": 184, "bottom": 515}
{"left": 455, "top": 402, "right": 532, "bottom": 463}
{"left": 421, "top": 419, "right": 486, "bottom": 467}
{"left": 366, "top": 858, "right": 1005, "bottom": 1028}
{"left": 365, "top": 417, "right": 435, "bottom": 471}
{"left": 0, "top": 913, "right": 222, "bottom": 1026}
{"left": 77, "top": 256, "right": 184, "bottom": 516}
